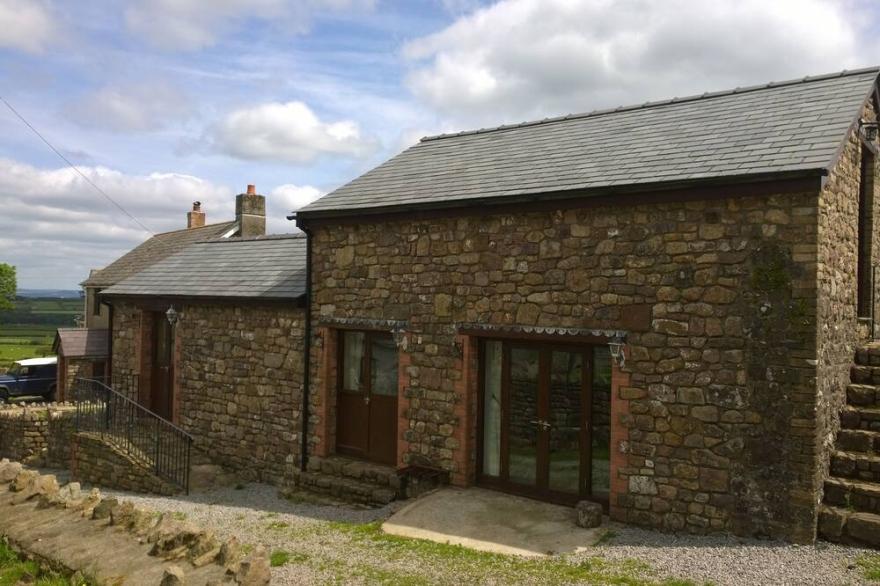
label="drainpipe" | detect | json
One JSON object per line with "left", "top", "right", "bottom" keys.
{"left": 289, "top": 213, "right": 312, "bottom": 472}
{"left": 105, "top": 299, "right": 114, "bottom": 388}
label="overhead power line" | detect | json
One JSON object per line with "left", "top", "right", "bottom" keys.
{"left": 0, "top": 95, "right": 155, "bottom": 235}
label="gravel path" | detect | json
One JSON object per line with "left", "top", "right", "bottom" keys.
{"left": 99, "top": 482, "right": 878, "bottom": 586}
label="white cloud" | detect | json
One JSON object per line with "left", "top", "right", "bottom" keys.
{"left": 209, "top": 101, "right": 379, "bottom": 164}
{"left": 125, "top": 0, "right": 376, "bottom": 51}
{"left": 404, "top": 0, "right": 869, "bottom": 126}
{"left": 0, "top": 158, "right": 328, "bottom": 288}
{"left": 66, "top": 82, "right": 192, "bottom": 133}
{"left": 0, "top": 158, "right": 234, "bottom": 289}
{"left": 0, "top": 0, "right": 57, "bottom": 53}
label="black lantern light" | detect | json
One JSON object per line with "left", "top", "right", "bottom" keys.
{"left": 165, "top": 305, "right": 179, "bottom": 326}
{"left": 859, "top": 118, "right": 879, "bottom": 142}
{"left": 608, "top": 334, "right": 626, "bottom": 368}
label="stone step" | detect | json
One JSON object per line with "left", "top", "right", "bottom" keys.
{"left": 851, "top": 365, "right": 880, "bottom": 385}
{"left": 856, "top": 345, "right": 880, "bottom": 368}
{"left": 293, "top": 470, "right": 397, "bottom": 506}
{"left": 837, "top": 429, "right": 880, "bottom": 455}
{"left": 840, "top": 406, "right": 880, "bottom": 432}
{"left": 848, "top": 384, "right": 880, "bottom": 408}
{"left": 824, "top": 477, "right": 880, "bottom": 515}
{"left": 830, "top": 451, "right": 880, "bottom": 483}
{"left": 307, "top": 455, "right": 400, "bottom": 490}
{"left": 818, "top": 505, "right": 880, "bottom": 548}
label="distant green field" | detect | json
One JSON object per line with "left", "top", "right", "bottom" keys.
{"left": 0, "top": 297, "right": 79, "bottom": 368}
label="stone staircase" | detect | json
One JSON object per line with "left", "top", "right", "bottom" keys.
{"left": 289, "top": 455, "right": 400, "bottom": 506}
{"left": 818, "top": 345, "right": 880, "bottom": 548}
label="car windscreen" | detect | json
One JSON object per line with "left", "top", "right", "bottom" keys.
{"left": 7, "top": 364, "right": 20, "bottom": 377}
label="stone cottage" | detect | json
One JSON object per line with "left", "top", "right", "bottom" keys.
{"left": 289, "top": 67, "right": 880, "bottom": 545}
{"left": 100, "top": 188, "right": 307, "bottom": 484}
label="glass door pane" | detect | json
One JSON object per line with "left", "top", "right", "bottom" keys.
{"left": 370, "top": 336, "right": 398, "bottom": 396}
{"left": 508, "top": 347, "right": 540, "bottom": 487}
{"left": 591, "top": 346, "right": 612, "bottom": 496}
{"left": 482, "top": 341, "right": 502, "bottom": 477}
{"left": 548, "top": 350, "right": 583, "bottom": 494}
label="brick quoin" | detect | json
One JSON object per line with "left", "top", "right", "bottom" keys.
{"left": 396, "top": 344, "right": 412, "bottom": 468}
{"left": 451, "top": 334, "right": 478, "bottom": 487}
{"left": 314, "top": 326, "right": 337, "bottom": 458}
{"left": 609, "top": 363, "right": 631, "bottom": 522}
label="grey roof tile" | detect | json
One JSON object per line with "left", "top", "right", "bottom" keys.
{"left": 82, "top": 222, "right": 237, "bottom": 287}
{"left": 53, "top": 328, "right": 109, "bottom": 358}
{"left": 101, "top": 234, "right": 306, "bottom": 300}
{"left": 298, "top": 68, "right": 878, "bottom": 216}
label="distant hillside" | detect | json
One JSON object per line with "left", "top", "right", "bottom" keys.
{"left": 17, "top": 289, "right": 82, "bottom": 299}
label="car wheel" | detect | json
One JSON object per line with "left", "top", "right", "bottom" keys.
{"left": 47, "top": 384, "right": 57, "bottom": 403}
{"left": 0, "top": 388, "right": 8, "bottom": 404}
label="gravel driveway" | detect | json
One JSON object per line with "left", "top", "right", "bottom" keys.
{"left": 102, "top": 482, "right": 879, "bottom": 586}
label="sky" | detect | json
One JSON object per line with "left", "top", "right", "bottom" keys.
{"left": 0, "top": 0, "right": 878, "bottom": 290}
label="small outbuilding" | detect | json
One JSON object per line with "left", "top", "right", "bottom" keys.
{"left": 53, "top": 328, "right": 109, "bottom": 400}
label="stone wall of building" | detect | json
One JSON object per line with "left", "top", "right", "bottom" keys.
{"left": 110, "top": 303, "right": 141, "bottom": 401}
{"left": 0, "top": 405, "right": 76, "bottom": 466}
{"left": 816, "top": 100, "right": 880, "bottom": 504}
{"left": 111, "top": 301, "right": 306, "bottom": 485}
{"left": 308, "top": 184, "right": 822, "bottom": 542}
{"left": 70, "top": 432, "right": 179, "bottom": 495}
{"left": 175, "top": 304, "right": 305, "bottom": 484}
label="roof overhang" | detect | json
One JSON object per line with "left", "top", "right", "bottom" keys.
{"left": 99, "top": 292, "right": 306, "bottom": 308}
{"left": 294, "top": 168, "right": 825, "bottom": 228}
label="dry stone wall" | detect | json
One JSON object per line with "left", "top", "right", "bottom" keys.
{"left": 0, "top": 405, "right": 76, "bottom": 467}
{"left": 309, "top": 186, "right": 822, "bottom": 542}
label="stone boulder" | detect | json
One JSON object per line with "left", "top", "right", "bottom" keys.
{"left": 232, "top": 546, "right": 271, "bottom": 586}
{"left": 160, "top": 565, "right": 186, "bottom": 586}
{"left": 0, "top": 459, "right": 22, "bottom": 483}
{"left": 575, "top": 500, "right": 603, "bottom": 529}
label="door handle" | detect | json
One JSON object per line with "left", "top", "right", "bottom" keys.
{"left": 364, "top": 395, "right": 370, "bottom": 405}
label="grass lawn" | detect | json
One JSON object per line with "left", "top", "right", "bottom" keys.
{"left": 0, "top": 539, "right": 92, "bottom": 586}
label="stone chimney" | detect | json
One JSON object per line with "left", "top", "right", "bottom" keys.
{"left": 235, "top": 184, "right": 266, "bottom": 238}
{"left": 186, "top": 201, "right": 205, "bottom": 229}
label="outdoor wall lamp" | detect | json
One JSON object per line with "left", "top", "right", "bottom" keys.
{"left": 859, "top": 118, "right": 879, "bottom": 142}
{"left": 391, "top": 325, "right": 407, "bottom": 350}
{"left": 165, "top": 305, "right": 179, "bottom": 327}
{"left": 608, "top": 335, "right": 626, "bottom": 369}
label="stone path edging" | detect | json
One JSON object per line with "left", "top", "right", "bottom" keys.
{"left": 0, "top": 458, "right": 271, "bottom": 585}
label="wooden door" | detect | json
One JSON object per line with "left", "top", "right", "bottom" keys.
{"left": 150, "top": 313, "right": 174, "bottom": 421}
{"left": 336, "top": 330, "right": 399, "bottom": 466}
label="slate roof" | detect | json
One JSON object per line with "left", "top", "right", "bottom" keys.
{"left": 297, "top": 67, "right": 880, "bottom": 216}
{"left": 101, "top": 234, "right": 307, "bottom": 300}
{"left": 82, "top": 222, "right": 238, "bottom": 287}
{"left": 53, "top": 328, "right": 109, "bottom": 358}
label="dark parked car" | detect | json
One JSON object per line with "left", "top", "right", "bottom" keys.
{"left": 0, "top": 357, "right": 57, "bottom": 402}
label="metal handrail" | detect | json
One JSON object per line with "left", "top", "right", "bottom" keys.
{"left": 71, "top": 377, "right": 192, "bottom": 493}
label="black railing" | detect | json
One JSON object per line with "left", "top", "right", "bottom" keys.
{"left": 71, "top": 378, "right": 192, "bottom": 493}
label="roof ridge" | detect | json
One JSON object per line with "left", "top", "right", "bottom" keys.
{"left": 151, "top": 220, "right": 236, "bottom": 237}
{"left": 420, "top": 66, "right": 880, "bottom": 142}
{"left": 199, "top": 233, "right": 305, "bottom": 244}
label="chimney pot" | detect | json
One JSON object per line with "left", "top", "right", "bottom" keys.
{"left": 247, "top": 184, "right": 256, "bottom": 196}
{"left": 186, "top": 201, "right": 206, "bottom": 229}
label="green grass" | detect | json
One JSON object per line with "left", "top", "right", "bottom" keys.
{"left": 0, "top": 324, "right": 56, "bottom": 366}
{"left": 0, "top": 539, "right": 92, "bottom": 586}
{"left": 320, "top": 521, "right": 702, "bottom": 586}
{"left": 858, "top": 554, "right": 880, "bottom": 581}
{"left": 269, "top": 550, "right": 309, "bottom": 568}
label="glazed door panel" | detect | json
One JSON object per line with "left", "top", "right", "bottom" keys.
{"left": 336, "top": 331, "right": 399, "bottom": 465}
{"left": 478, "top": 339, "right": 610, "bottom": 506}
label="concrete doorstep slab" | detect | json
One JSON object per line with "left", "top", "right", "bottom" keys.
{"left": 382, "top": 487, "right": 606, "bottom": 557}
